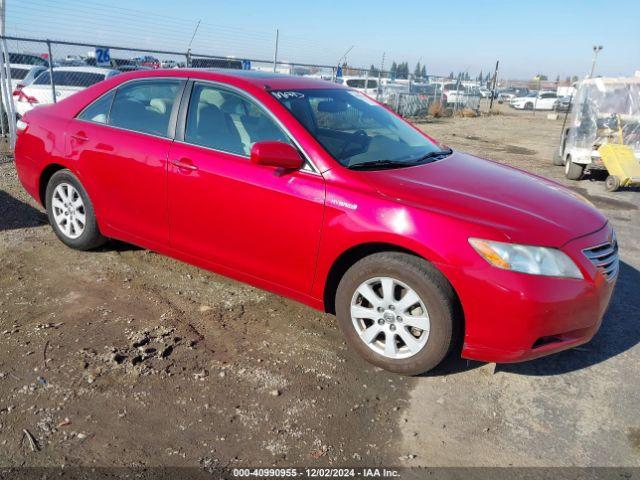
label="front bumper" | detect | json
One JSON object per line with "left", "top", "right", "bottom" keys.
{"left": 439, "top": 224, "right": 617, "bottom": 363}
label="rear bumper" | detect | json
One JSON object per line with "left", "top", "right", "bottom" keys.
{"left": 439, "top": 225, "right": 617, "bottom": 363}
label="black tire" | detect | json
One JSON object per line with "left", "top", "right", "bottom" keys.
{"left": 605, "top": 175, "right": 621, "bottom": 192}
{"left": 335, "top": 252, "right": 459, "bottom": 375}
{"left": 524, "top": 102, "right": 533, "bottom": 110}
{"left": 45, "top": 169, "right": 107, "bottom": 250}
{"left": 564, "top": 155, "right": 584, "bottom": 180}
{"left": 552, "top": 151, "right": 565, "bottom": 166}
{"left": 1, "top": 110, "right": 8, "bottom": 133}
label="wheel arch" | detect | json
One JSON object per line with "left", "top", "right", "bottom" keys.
{"left": 322, "top": 242, "right": 462, "bottom": 319}
{"left": 38, "top": 163, "right": 68, "bottom": 208}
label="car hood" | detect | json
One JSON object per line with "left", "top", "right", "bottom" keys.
{"left": 362, "top": 151, "right": 606, "bottom": 247}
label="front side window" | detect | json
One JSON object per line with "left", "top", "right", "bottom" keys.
{"left": 184, "top": 83, "right": 290, "bottom": 156}
{"left": 109, "top": 80, "right": 182, "bottom": 137}
{"left": 272, "top": 89, "right": 447, "bottom": 169}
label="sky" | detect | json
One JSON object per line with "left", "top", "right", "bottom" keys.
{"left": 6, "top": 0, "right": 640, "bottom": 79}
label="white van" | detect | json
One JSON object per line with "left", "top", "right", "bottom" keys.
{"left": 338, "top": 76, "right": 379, "bottom": 98}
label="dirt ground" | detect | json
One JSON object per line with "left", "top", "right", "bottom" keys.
{"left": 0, "top": 105, "right": 639, "bottom": 469}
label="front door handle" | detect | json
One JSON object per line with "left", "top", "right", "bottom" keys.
{"left": 170, "top": 158, "right": 199, "bottom": 171}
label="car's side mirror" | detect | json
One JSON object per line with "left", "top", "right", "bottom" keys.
{"left": 250, "top": 141, "right": 304, "bottom": 170}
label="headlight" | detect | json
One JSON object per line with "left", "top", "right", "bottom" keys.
{"left": 469, "top": 238, "right": 583, "bottom": 279}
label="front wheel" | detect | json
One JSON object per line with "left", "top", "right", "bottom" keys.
{"left": 335, "top": 252, "right": 459, "bottom": 375}
{"left": 45, "top": 169, "right": 107, "bottom": 250}
{"left": 564, "top": 156, "right": 585, "bottom": 180}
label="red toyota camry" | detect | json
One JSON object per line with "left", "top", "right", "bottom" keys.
{"left": 14, "top": 69, "right": 618, "bottom": 374}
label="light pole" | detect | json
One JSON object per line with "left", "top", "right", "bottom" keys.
{"left": 337, "top": 45, "right": 354, "bottom": 72}
{"left": 589, "top": 45, "right": 603, "bottom": 78}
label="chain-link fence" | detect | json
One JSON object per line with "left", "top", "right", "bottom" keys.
{"left": 0, "top": 35, "right": 485, "bottom": 154}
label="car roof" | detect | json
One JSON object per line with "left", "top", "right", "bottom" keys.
{"left": 10, "top": 63, "right": 44, "bottom": 70}
{"left": 49, "top": 66, "right": 119, "bottom": 74}
{"left": 581, "top": 76, "right": 640, "bottom": 86}
{"left": 113, "top": 68, "right": 344, "bottom": 90}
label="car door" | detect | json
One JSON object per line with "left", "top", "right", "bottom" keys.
{"left": 538, "top": 93, "right": 556, "bottom": 110}
{"left": 167, "top": 81, "right": 325, "bottom": 292}
{"left": 67, "top": 78, "right": 185, "bottom": 246}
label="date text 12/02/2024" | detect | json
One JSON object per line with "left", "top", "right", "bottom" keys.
{"left": 232, "top": 468, "right": 401, "bottom": 478}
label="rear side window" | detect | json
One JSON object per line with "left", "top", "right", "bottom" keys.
{"left": 33, "top": 71, "right": 107, "bottom": 87}
{"left": 78, "top": 91, "right": 115, "bottom": 124}
{"left": 190, "top": 58, "right": 242, "bottom": 69}
{"left": 346, "top": 79, "right": 366, "bottom": 88}
{"left": 184, "top": 83, "right": 289, "bottom": 156}
{"left": 109, "top": 80, "right": 182, "bottom": 137}
{"left": 9, "top": 53, "right": 48, "bottom": 66}
{"left": 10, "top": 68, "right": 29, "bottom": 80}
{"left": 345, "top": 79, "right": 377, "bottom": 89}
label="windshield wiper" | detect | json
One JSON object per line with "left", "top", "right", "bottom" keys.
{"left": 348, "top": 159, "right": 410, "bottom": 170}
{"left": 347, "top": 149, "right": 453, "bottom": 170}
{"left": 411, "top": 148, "right": 453, "bottom": 164}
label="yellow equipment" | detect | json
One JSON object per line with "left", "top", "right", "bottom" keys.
{"left": 598, "top": 143, "right": 640, "bottom": 191}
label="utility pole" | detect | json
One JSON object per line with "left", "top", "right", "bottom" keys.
{"left": 46, "top": 40, "right": 56, "bottom": 103}
{"left": 0, "top": 0, "right": 17, "bottom": 147}
{"left": 377, "top": 52, "right": 385, "bottom": 101}
{"left": 589, "top": 45, "right": 603, "bottom": 78}
{"left": 337, "top": 45, "right": 354, "bottom": 71}
{"left": 488, "top": 60, "right": 499, "bottom": 113}
{"left": 0, "top": 0, "right": 5, "bottom": 46}
{"left": 272, "top": 29, "right": 279, "bottom": 73}
{"left": 0, "top": 0, "right": 5, "bottom": 139}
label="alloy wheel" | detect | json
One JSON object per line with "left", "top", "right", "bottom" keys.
{"left": 350, "top": 277, "right": 430, "bottom": 359}
{"left": 51, "top": 182, "right": 86, "bottom": 239}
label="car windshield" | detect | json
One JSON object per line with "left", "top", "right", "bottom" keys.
{"left": 272, "top": 88, "right": 448, "bottom": 169}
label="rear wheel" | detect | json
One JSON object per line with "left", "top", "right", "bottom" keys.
{"left": 45, "top": 169, "right": 106, "bottom": 250}
{"left": 524, "top": 102, "right": 534, "bottom": 110}
{"left": 564, "top": 156, "right": 584, "bottom": 180}
{"left": 335, "top": 252, "right": 458, "bottom": 375}
{"left": 605, "top": 175, "right": 621, "bottom": 192}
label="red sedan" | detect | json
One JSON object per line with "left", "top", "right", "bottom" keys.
{"left": 13, "top": 69, "right": 618, "bottom": 374}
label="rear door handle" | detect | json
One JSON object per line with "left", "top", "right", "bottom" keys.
{"left": 71, "top": 132, "right": 88, "bottom": 143}
{"left": 170, "top": 158, "right": 199, "bottom": 171}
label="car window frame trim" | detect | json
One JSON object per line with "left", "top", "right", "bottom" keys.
{"left": 75, "top": 76, "right": 187, "bottom": 140}
{"left": 174, "top": 78, "right": 320, "bottom": 175}
{"left": 75, "top": 76, "right": 321, "bottom": 175}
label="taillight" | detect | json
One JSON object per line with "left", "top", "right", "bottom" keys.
{"left": 12, "top": 84, "right": 24, "bottom": 96}
{"left": 16, "top": 118, "right": 28, "bottom": 133}
{"left": 16, "top": 91, "right": 38, "bottom": 104}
